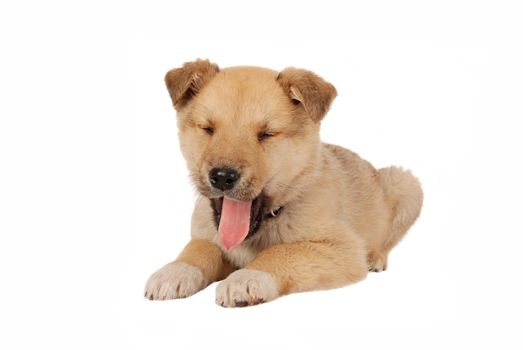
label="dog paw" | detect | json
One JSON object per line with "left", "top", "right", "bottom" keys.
{"left": 144, "top": 262, "right": 206, "bottom": 300}
{"left": 367, "top": 251, "right": 388, "bottom": 272}
{"left": 215, "top": 269, "right": 279, "bottom": 307}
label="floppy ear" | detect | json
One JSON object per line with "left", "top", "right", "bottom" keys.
{"left": 164, "top": 59, "right": 220, "bottom": 109}
{"left": 277, "top": 67, "right": 337, "bottom": 122}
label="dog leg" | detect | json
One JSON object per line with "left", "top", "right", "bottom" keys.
{"left": 145, "top": 239, "right": 234, "bottom": 300}
{"left": 378, "top": 166, "right": 423, "bottom": 254}
{"left": 367, "top": 250, "right": 388, "bottom": 272}
{"left": 215, "top": 238, "right": 368, "bottom": 307}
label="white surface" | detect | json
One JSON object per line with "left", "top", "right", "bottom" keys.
{"left": 1, "top": 1, "right": 522, "bottom": 349}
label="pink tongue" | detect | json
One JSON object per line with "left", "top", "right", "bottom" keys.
{"left": 218, "top": 197, "right": 252, "bottom": 250}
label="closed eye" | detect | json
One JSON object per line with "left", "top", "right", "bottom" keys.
{"left": 258, "top": 131, "right": 276, "bottom": 142}
{"left": 202, "top": 126, "right": 214, "bottom": 135}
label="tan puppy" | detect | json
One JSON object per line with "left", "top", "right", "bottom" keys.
{"left": 144, "top": 59, "right": 423, "bottom": 307}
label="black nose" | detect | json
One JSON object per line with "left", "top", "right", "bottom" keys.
{"left": 209, "top": 167, "right": 240, "bottom": 191}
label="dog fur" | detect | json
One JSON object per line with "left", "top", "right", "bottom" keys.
{"left": 144, "top": 59, "right": 423, "bottom": 307}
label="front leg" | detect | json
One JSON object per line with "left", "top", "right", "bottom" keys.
{"left": 145, "top": 239, "right": 234, "bottom": 300}
{"left": 215, "top": 237, "right": 368, "bottom": 307}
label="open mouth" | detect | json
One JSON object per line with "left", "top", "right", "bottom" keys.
{"left": 210, "top": 195, "right": 267, "bottom": 250}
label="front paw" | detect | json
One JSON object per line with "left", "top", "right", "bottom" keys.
{"left": 215, "top": 269, "right": 279, "bottom": 307}
{"left": 144, "top": 262, "right": 206, "bottom": 300}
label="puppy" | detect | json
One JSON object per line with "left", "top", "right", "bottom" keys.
{"left": 144, "top": 59, "right": 423, "bottom": 307}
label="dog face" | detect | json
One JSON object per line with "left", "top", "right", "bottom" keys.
{"left": 165, "top": 59, "right": 336, "bottom": 248}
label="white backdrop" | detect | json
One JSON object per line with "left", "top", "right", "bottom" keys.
{"left": 1, "top": 1, "right": 522, "bottom": 349}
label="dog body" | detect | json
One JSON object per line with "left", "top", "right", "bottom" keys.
{"left": 145, "top": 60, "right": 423, "bottom": 307}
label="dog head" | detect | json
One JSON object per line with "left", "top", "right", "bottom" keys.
{"left": 165, "top": 59, "right": 336, "bottom": 248}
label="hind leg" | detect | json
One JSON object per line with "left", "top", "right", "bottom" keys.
{"left": 371, "top": 166, "right": 423, "bottom": 272}
{"left": 367, "top": 250, "right": 388, "bottom": 272}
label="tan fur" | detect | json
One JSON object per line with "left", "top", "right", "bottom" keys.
{"left": 145, "top": 59, "right": 423, "bottom": 307}
{"left": 277, "top": 67, "right": 337, "bottom": 122}
{"left": 175, "top": 239, "right": 234, "bottom": 282}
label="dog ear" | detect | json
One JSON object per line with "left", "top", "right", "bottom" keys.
{"left": 165, "top": 59, "right": 220, "bottom": 109}
{"left": 277, "top": 67, "right": 337, "bottom": 122}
